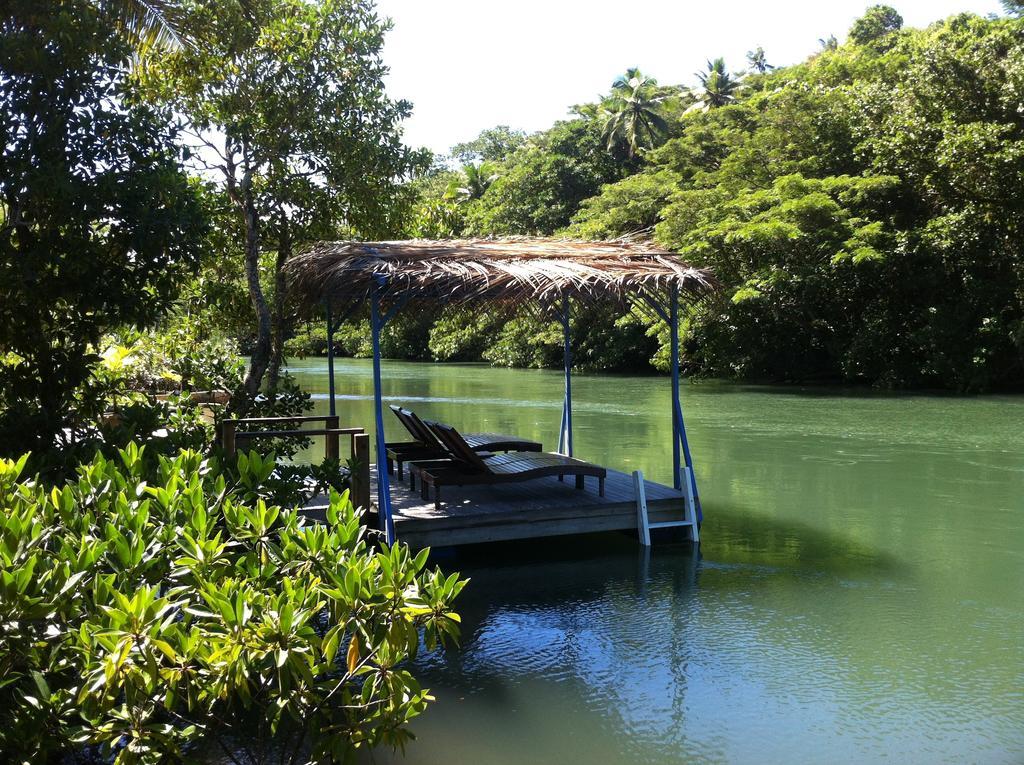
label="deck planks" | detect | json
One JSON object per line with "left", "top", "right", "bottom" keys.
{"left": 377, "top": 466, "right": 688, "bottom": 548}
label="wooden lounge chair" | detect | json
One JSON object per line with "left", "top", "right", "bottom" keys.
{"left": 412, "top": 421, "right": 606, "bottom": 510}
{"left": 385, "top": 406, "right": 541, "bottom": 480}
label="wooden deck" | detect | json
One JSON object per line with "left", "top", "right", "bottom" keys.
{"left": 375, "top": 466, "right": 689, "bottom": 548}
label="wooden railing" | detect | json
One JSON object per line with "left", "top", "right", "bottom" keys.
{"left": 221, "top": 415, "right": 371, "bottom": 512}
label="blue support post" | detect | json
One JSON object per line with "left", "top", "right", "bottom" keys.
{"left": 325, "top": 300, "right": 336, "bottom": 418}
{"left": 669, "top": 287, "right": 682, "bottom": 490}
{"left": 669, "top": 285, "right": 702, "bottom": 520}
{"left": 558, "top": 293, "right": 573, "bottom": 457}
{"left": 370, "top": 284, "right": 395, "bottom": 544}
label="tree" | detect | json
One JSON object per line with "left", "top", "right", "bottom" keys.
{"left": 450, "top": 125, "right": 527, "bottom": 164}
{"left": 465, "top": 118, "right": 624, "bottom": 235}
{"left": 849, "top": 5, "right": 903, "bottom": 45}
{"left": 599, "top": 68, "right": 670, "bottom": 157}
{"left": 138, "top": 0, "right": 422, "bottom": 404}
{"left": 1004, "top": 0, "right": 1024, "bottom": 16}
{"left": 693, "top": 58, "right": 740, "bottom": 109}
{"left": 568, "top": 169, "right": 682, "bottom": 239}
{"left": 746, "top": 46, "right": 774, "bottom": 73}
{"left": 451, "top": 162, "right": 499, "bottom": 201}
{"left": 0, "top": 0, "right": 208, "bottom": 456}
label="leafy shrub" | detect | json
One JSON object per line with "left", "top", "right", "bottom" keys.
{"left": 25, "top": 331, "right": 315, "bottom": 477}
{"left": 99, "top": 330, "right": 246, "bottom": 396}
{"left": 0, "top": 445, "right": 465, "bottom": 764}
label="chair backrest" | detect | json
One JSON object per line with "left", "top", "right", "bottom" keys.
{"left": 390, "top": 405, "right": 437, "bottom": 446}
{"left": 425, "top": 421, "right": 492, "bottom": 473}
{"left": 403, "top": 408, "right": 445, "bottom": 447}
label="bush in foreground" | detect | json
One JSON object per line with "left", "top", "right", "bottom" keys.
{"left": 0, "top": 445, "right": 465, "bottom": 764}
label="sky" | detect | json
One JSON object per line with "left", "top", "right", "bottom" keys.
{"left": 374, "top": 0, "right": 1003, "bottom": 156}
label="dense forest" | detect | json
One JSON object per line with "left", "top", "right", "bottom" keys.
{"left": 3, "top": 2, "right": 1024, "bottom": 462}
{"left": 286, "top": 4, "right": 1024, "bottom": 392}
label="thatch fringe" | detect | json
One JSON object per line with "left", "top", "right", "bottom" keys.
{"left": 285, "top": 238, "right": 718, "bottom": 313}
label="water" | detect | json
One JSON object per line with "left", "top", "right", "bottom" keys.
{"left": 287, "top": 358, "right": 1024, "bottom": 764}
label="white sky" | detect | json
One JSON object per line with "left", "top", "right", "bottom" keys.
{"left": 374, "top": 0, "right": 1003, "bottom": 155}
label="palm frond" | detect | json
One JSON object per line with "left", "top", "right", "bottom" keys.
{"left": 95, "top": 0, "right": 185, "bottom": 51}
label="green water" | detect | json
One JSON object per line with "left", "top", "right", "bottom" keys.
{"left": 288, "top": 358, "right": 1024, "bottom": 764}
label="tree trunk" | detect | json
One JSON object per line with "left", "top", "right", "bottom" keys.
{"left": 239, "top": 186, "right": 272, "bottom": 412}
{"left": 267, "top": 224, "right": 291, "bottom": 392}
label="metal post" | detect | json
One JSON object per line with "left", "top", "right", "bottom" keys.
{"left": 677, "top": 407, "right": 701, "bottom": 521}
{"left": 633, "top": 470, "right": 651, "bottom": 546}
{"left": 370, "top": 285, "right": 395, "bottom": 544}
{"left": 670, "top": 285, "right": 702, "bottom": 520}
{"left": 559, "top": 293, "right": 574, "bottom": 457}
{"left": 325, "top": 300, "right": 336, "bottom": 418}
{"left": 669, "top": 286, "right": 682, "bottom": 490}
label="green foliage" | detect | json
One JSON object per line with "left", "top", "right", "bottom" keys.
{"left": 672, "top": 13, "right": 1024, "bottom": 388}
{"left": 20, "top": 324, "right": 312, "bottom": 478}
{"left": 0, "top": 445, "right": 466, "bottom": 764}
{"left": 288, "top": 313, "right": 434, "bottom": 363}
{"left": 570, "top": 309, "right": 660, "bottom": 372}
{"left": 450, "top": 125, "right": 527, "bottom": 164}
{"left": 428, "top": 308, "right": 503, "bottom": 362}
{"left": 139, "top": 0, "right": 419, "bottom": 241}
{"left": 746, "top": 47, "right": 773, "bottom": 74}
{"left": 475, "top": 308, "right": 657, "bottom": 372}
{"left": 849, "top": 5, "right": 904, "bottom": 46}
{"left": 568, "top": 170, "right": 682, "bottom": 239}
{"left": 97, "top": 0, "right": 187, "bottom": 52}
{"left": 466, "top": 118, "right": 626, "bottom": 235}
{"left": 136, "top": 0, "right": 425, "bottom": 401}
{"left": 451, "top": 162, "right": 500, "bottom": 201}
{"left": 201, "top": 9, "right": 1024, "bottom": 391}
{"left": 0, "top": 0, "right": 208, "bottom": 456}
{"left": 599, "top": 69, "right": 670, "bottom": 158}
{"left": 482, "top": 315, "right": 564, "bottom": 369}
{"left": 440, "top": 11, "right": 1024, "bottom": 390}
{"left": 659, "top": 173, "right": 901, "bottom": 381}
{"left": 693, "top": 58, "right": 740, "bottom": 109}
{"left": 102, "top": 328, "right": 245, "bottom": 395}
{"left": 409, "top": 197, "right": 466, "bottom": 238}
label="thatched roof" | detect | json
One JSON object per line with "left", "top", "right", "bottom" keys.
{"left": 285, "top": 238, "right": 718, "bottom": 313}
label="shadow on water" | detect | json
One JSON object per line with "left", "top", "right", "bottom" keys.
{"left": 702, "top": 499, "right": 913, "bottom": 576}
{"left": 428, "top": 491, "right": 912, "bottom": 586}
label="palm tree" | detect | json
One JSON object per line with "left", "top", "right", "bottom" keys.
{"left": 599, "top": 68, "right": 669, "bottom": 158}
{"left": 746, "top": 47, "right": 773, "bottom": 74}
{"left": 693, "top": 58, "right": 739, "bottom": 110}
{"left": 818, "top": 35, "right": 839, "bottom": 52}
{"left": 450, "top": 163, "right": 498, "bottom": 202}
